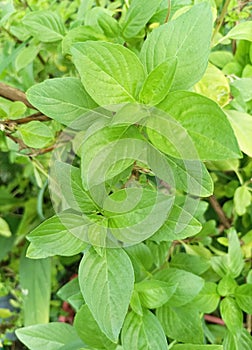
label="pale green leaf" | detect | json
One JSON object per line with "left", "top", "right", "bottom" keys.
{"left": 122, "top": 0, "right": 163, "bottom": 38}
{"left": 27, "top": 212, "right": 87, "bottom": 258}
{"left": 173, "top": 345, "right": 223, "bottom": 350}
{"left": 20, "top": 256, "right": 51, "bottom": 326}
{"left": 158, "top": 91, "right": 241, "bottom": 160}
{"left": 226, "top": 21, "right": 252, "bottom": 42}
{"left": 140, "top": 3, "right": 212, "bottom": 90}
{"left": 235, "top": 284, "right": 252, "bottom": 314}
{"left": 154, "top": 268, "right": 204, "bottom": 306}
{"left": 78, "top": 248, "right": 134, "bottom": 342}
{"left": 189, "top": 282, "right": 220, "bottom": 313}
{"left": 223, "top": 329, "right": 252, "bottom": 350}
{"left": 234, "top": 186, "right": 251, "bottom": 216}
{"left": 19, "top": 121, "right": 53, "bottom": 148}
{"left": 220, "top": 297, "right": 243, "bottom": 333}
{"left": 23, "top": 11, "right": 65, "bottom": 42}
{"left": 74, "top": 304, "right": 117, "bottom": 349}
{"left": 71, "top": 41, "right": 146, "bottom": 106}
{"left": 135, "top": 279, "right": 177, "bottom": 308}
{"left": 139, "top": 58, "right": 177, "bottom": 105}
{"left": 15, "top": 45, "right": 39, "bottom": 72}
{"left": 26, "top": 78, "right": 97, "bottom": 126}
{"left": 57, "top": 278, "right": 84, "bottom": 312}
{"left": 121, "top": 309, "right": 167, "bottom": 350}
{"left": 194, "top": 63, "right": 230, "bottom": 106}
{"left": 170, "top": 253, "right": 210, "bottom": 275}
{"left": 0, "top": 217, "right": 11, "bottom": 237}
{"left": 16, "top": 323, "right": 80, "bottom": 350}
{"left": 226, "top": 110, "right": 252, "bottom": 157}
{"left": 157, "top": 304, "right": 203, "bottom": 344}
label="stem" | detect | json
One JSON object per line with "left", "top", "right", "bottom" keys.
{"left": 208, "top": 195, "right": 231, "bottom": 229}
{"left": 204, "top": 314, "right": 225, "bottom": 326}
{"left": 212, "top": 0, "right": 232, "bottom": 43}
{"left": 164, "top": 0, "right": 171, "bottom": 23}
{"left": 0, "top": 82, "right": 34, "bottom": 109}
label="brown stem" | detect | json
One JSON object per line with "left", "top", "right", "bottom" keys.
{"left": 8, "top": 113, "right": 50, "bottom": 124}
{"left": 28, "top": 145, "right": 56, "bottom": 157}
{"left": 212, "top": 0, "right": 232, "bottom": 42}
{"left": 204, "top": 314, "right": 225, "bottom": 326}
{"left": 208, "top": 195, "right": 231, "bottom": 229}
{"left": 5, "top": 133, "right": 27, "bottom": 150}
{"left": 0, "top": 82, "right": 34, "bottom": 109}
{"left": 164, "top": 0, "right": 171, "bottom": 23}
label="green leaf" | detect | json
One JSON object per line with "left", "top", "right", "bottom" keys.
{"left": 135, "top": 279, "right": 177, "bottom": 308}
{"left": 189, "top": 282, "right": 220, "bottom": 313}
{"left": 139, "top": 58, "right": 177, "bottom": 105}
{"left": 140, "top": 3, "right": 212, "bottom": 91}
{"left": 151, "top": 203, "right": 202, "bottom": 241}
{"left": 23, "top": 11, "right": 65, "bottom": 42}
{"left": 234, "top": 186, "right": 251, "bottom": 216}
{"left": 158, "top": 91, "right": 241, "bottom": 160}
{"left": 157, "top": 304, "right": 203, "bottom": 344}
{"left": 220, "top": 297, "right": 243, "bottom": 333}
{"left": 170, "top": 253, "right": 210, "bottom": 275}
{"left": 226, "top": 110, "right": 252, "bottom": 157}
{"left": 194, "top": 63, "right": 230, "bottom": 107}
{"left": 20, "top": 255, "right": 51, "bottom": 326}
{"left": 225, "top": 22, "right": 252, "bottom": 42}
{"left": 71, "top": 41, "right": 146, "bottom": 106}
{"left": 173, "top": 345, "right": 223, "bottom": 350}
{"left": 19, "top": 121, "right": 54, "bottom": 148}
{"left": 121, "top": 309, "right": 167, "bottom": 350}
{"left": 223, "top": 329, "right": 252, "bottom": 350}
{"left": 16, "top": 323, "right": 80, "bottom": 350}
{"left": 235, "top": 284, "right": 252, "bottom": 314}
{"left": 26, "top": 212, "right": 87, "bottom": 259}
{"left": 0, "top": 217, "right": 11, "bottom": 237}
{"left": 26, "top": 78, "right": 97, "bottom": 126}
{"left": 122, "top": 0, "right": 163, "bottom": 39}
{"left": 154, "top": 267, "right": 204, "bottom": 306}
{"left": 74, "top": 304, "right": 117, "bottom": 349}
{"left": 78, "top": 248, "right": 134, "bottom": 342}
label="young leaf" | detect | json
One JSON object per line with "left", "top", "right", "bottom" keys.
{"left": 154, "top": 268, "right": 204, "bottom": 306}
{"left": 217, "top": 274, "right": 238, "bottom": 297}
{"left": 26, "top": 78, "right": 97, "bottom": 126}
{"left": 220, "top": 297, "right": 243, "bottom": 333}
{"left": 139, "top": 58, "right": 177, "bottom": 105}
{"left": 158, "top": 91, "right": 241, "bottom": 160}
{"left": 235, "top": 284, "right": 252, "bottom": 314}
{"left": 226, "top": 110, "right": 252, "bottom": 157}
{"left": 71, "top": 41, "right": 146, "bottom": 106}
{"left": 15, "top": 44, "right": 39, "bottom": 72}
{"left": 122, "top": 0, "right": 163, "bottom": 39}
{"left": 0, "top": 217, "right": 11, "bottom": 237}
{"left": 140, "top": 3, "right": 212, "bottom": 91}
{"left": 20, "top": 256, "right": 51, "bottom": 326}
{"left": 23, "top": 11, "right": 65, "bottom": 42}
{"left": 157, "top": 304, "right": 204, "bottom": 344}
{"left": 26, "top": 212, "right": 87, "bottom": 259}
{"left": 74, "top": 304, "right": 117, "bottom": 349}
{"left": 16, "top": 323, "right": 80, "bottom": 350}
{"left": 121, "top": 309, "right": 167, "bottom": 350}
{"left": 78, "top": 248, "right": 134, "bottom": 342}
{"left": 19, "top": 121, "right": 54, "bottom": 148}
